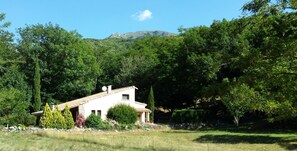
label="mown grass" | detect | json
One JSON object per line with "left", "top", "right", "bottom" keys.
{"left": 0, "top": 129, "right": 296, "bottom": 151}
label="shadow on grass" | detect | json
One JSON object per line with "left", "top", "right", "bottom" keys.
{"left": 194, "top": 134, "right": 297, "bottom": 150}
{"left": 170, "top": 125, "right": 297, "bottom": 135}
{"left": 209, "top": 126, "right": 297, "bottom": 135}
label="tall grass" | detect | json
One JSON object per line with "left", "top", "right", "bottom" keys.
{"left": 0, "top": 129, "right": 296, "bottom": 151}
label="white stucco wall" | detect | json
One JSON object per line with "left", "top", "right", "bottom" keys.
{"left": 80, "top": 88, "right": 137, "bottom": 120}
{"left": 141, "top": 112, "right": 145, "bottom": 123}
{"left": 133, "top": 102, "right": 147, "bottom": 108}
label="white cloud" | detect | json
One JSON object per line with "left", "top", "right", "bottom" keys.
{"left": 132, "top": 9, "right": 153, "bottom": 21}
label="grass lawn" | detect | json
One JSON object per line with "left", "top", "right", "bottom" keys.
{"left": 0, "top": 129, "right": 296, "bottom": 151}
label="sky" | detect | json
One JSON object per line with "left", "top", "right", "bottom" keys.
{"left": 1, "top": 0, "right": 250, "bottom": 39}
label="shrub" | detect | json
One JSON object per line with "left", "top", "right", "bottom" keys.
{"left": 85, "top": 113, "right": 102, "bottom": 129}
{"left": 40, "top": 103, "right": 53, "bottom": 128}
{"left": 75, "top": 113, "right": 85, "bottom": 128}
{"left": 0, "top": 88, "right": 31, "bottom": 126}
{"left": 24, "top": 114, "right": 37, "bottom": 126}
{"left": 107, "top": 104, "right": 137, "bottom": 124}
{"left": 52, "top": 106, "right": 66, "bottom": 129}
{"left": 63, "top": 104, "right": 74, "bottom": 129}
{"left": 171, "top": 109, "right": 214, "bottom": 124}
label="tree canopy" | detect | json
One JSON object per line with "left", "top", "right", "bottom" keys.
{"left": 18, "top": 23, "right": 100, "bottom": 104}
{"left": 0, "top": 0, "right": 297, "bottom": 127}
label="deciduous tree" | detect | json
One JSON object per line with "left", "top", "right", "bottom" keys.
{"left": 18, "top": 23, "right": 100, "bottom": 103}
{"left": 222, "top": 83, "right": 259, "bottom": 126}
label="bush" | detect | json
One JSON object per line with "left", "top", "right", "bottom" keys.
{"left": 107, "top": 104, "right": 137, "bottom": 124}
{"left": 85, "top": 113, "right": 102, "bottom": 129}
{"left": 63, "top": 104, "right": 74, "bottom": 129}
{"left": 40, "top": 103, "right": 53, "bottom": 128}
{"left": 171, "top": 109, "right": 214, "bottom": 124}
{"left": 52, "top": 106, "right": 66, "bottom": 129}
{"left": 0, "top": 88, "right": 32, "bottom": 126}
{"left": 75, "top": 113, "right": 85, "bottom": 128}
{"left": 24, "top": 114, "right": 36, "bottom": 126}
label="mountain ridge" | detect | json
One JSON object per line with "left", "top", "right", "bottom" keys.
{"left": 108, "top": 30, "right": 176, "bottom": 39}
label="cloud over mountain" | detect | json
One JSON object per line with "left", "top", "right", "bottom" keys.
{"left": 132, "top": 9, "right": 152, "bottom": 21}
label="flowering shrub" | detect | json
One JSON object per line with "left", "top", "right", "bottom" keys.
{"left": 75, "top": 113, "right": 85, "bottom": 128}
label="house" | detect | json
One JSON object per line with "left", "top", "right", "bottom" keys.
{"left": 32, "top": 86, "right": 151, "bottom": 123}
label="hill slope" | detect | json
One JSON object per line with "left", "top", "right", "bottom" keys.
{"left": 109, "top": 31, "right": 176, "bottom": 39}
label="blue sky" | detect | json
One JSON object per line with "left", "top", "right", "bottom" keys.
{"left": 1, "top": 0, "right": 249, "bottom": 39}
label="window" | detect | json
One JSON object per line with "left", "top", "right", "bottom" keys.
{"left": 97, "top": 110, "right": 101, "bottom": 116}
{"left": 122, "top": 94, "right": 129, "bottom": 100}
{"left": 91, "top": 110, "right": 96, "bottom": 114}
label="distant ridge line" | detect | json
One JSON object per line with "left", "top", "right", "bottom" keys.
{"left": 108, "top": 30, "right": 176, "bottom": 39}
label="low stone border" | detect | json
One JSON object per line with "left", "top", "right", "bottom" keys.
{"left": 1, "top": 123, "right": 170, "bottom": 133}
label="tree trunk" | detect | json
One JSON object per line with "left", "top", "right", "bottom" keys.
{"left": 234, "top": 116, "right": 239, "bottom": 127}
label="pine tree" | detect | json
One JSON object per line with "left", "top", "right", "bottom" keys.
{"left": 52, "top": 106, "right": 66, "bottom": 129}
{"left": 40, "top": 103, "right": 53, "bottom": 128}
{"left": 63, "top": 104, "right": 74, "bottom": 129}
{"left": 147, "top": 86, "right": 155, "bottom": 121}
{"left": 32, "top": 55, "right": 41, "bottom": 111}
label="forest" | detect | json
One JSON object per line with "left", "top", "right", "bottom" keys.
{"left": 0, "top": 0, "right": 296, "bottom": 127}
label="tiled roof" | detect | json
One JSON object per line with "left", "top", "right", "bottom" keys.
{"left": 32, "top": 86, "right": 137, "bottom": 115}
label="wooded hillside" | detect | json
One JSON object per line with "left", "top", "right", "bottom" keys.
{"left": 0, "top": 0, "right": 296, "bottom": 126}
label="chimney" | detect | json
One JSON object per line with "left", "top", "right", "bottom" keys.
{"left": 50, "top": 104, "right": 55, "bottom": 111}
{"left": 107, "top": 85, "right": 112, "bottom": 94}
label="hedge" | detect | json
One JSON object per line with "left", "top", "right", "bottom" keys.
{"left": 171, "top": 109, "right": 214, "bottom": 124}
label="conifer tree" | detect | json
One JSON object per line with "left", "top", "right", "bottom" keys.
{"left": 40, "top": 103, "right": 53, "bottom": 128}
{"left": 52, "top": 106, "right": 66, "bottom": 129}
{"left": 63, "top": 104, "right": 74, "bottom": 129}
{"left": 32, "top": 55, "right": 41, "bottom": 111}
{"left": 147, "top": 86, "right": 155, "bottom": 121}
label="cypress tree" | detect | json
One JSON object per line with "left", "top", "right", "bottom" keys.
{"left": 147, "top": 86, "right": 155, "bottom": 121}
{"left": 52, "top": 106, "right": 66, "bottom": 129}
{"left": 63, "top": 104, "right": 74, "bottom": 129}
{"left": 33, "top": 55, "right": 41, "bottom": 111}
{"left": 40, "top": 103, "right": 53, "bottom": 128}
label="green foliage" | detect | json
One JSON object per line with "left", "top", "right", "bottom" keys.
{"left": 85, "top": 113, "right": 102, "bottom": 129}
{"left": 40, "top": 103, "right": 53, "bottom": 128}
{"left": 222, "top": 83, "right": 259, "bottom": 126}
{"left": 63, "top": 104, "right": 74, "bottom": 129}
{"left": 0, "top": 65, "right": 29, "bottom": 93}
{"left": 147, "top": 86, "right": 155, "bottom": 121}
{"left": 243, "top": 0, "right": 296, "bottom": 14}
{"left": 113, "top": 36, "right": 182, "bottom": 106}
{"left": 24, "top": 115, "right": 37, "bottom": 126}
{"left": 0, "top": 1, "right": 297, "bottom": 126}
{"left": 32, "top": 55, "right": 41, "bottom": 112}
{"left": 0, "top": 13, "right": 13, "bottom": 50}
{"left": 0, "top": 13, "right": 29, "bottom": 94}
{"left": 18, "top": 23, "right": 100, "bottom": 103}
{"left": 107, "top": 104, "right": 137, "bottom": 124}
{"left": 52, "top": 106, "right": 66, "bottom": 129}
{"left": 171, "top": 109, "right": 214, "bottom": 124}
{"left": 0, "top": 88, "right": 32, "bottom": 126}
